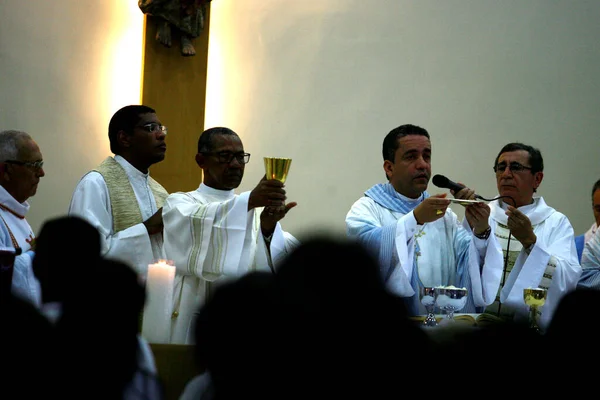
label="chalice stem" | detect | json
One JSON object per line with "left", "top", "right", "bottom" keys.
{"left": 423, "top": 305, "right": 437, "bottom": 327}
{"left": 447, "top": 308, "right": 455, "bottom": 320}
{"left": 529, "top": 306, "right": 538, "bottom": 329}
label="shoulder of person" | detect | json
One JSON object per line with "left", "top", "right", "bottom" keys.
{"left": 75, "top": 170, "right": 107, "bottom": 188}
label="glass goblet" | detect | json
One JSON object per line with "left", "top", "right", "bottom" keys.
{"left": 434, "top": 287, "right": 468, "bottom": 323}
{"left": 420, "top": 286, "right": 438, "bottom": 327}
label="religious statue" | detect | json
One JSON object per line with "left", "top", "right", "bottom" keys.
{"left": 139, "top": 0, "right": 212, "bottom": 56}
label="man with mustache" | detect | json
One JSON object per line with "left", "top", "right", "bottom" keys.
{"left": 68, "top": 105, "right": 169, "bottom": 278}
{"left": 162, "top": 126, "right": 300, "bottom": 344}
{"left": 346, "top": 124, "right": 503, "bottom": 315}
{"left": 0, "top": 130, "right": 45, "bottom": 306}
{"left": 484, "top": 142, "right": 580, "bottom": 330}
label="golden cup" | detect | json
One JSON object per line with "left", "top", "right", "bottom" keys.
{"left": 524, "top": 288, "right": 547, "bottom": 307}
{"left": 523, "top": 287, "right": 547, "bottom": 332}
{"left": 264, "top": 157, "right": 292, "bottom": 183}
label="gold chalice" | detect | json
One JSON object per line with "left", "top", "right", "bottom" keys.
{"left": 264, "top": 157, "right": 292, "bottom": 183}
{"left": 523, "top": 287, "right": 547, "bottom": 332}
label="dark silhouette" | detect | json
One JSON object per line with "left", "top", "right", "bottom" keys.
{"left": 193, "top": 236, "right": 433, "bottom": 399}
{"left": 0, "top": 294, "right": 56, "bottom": 397}
{"left": 32, "top": 215, "right": 102, "bottom": 309}
{"left": 56, "top": 258, "right": 159, "bottom": 399}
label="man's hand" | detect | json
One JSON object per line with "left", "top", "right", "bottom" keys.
{"left": 465, "top": 203, "right": 491, "bottom": 235}
{"left": 452, "top": 183, "right": 476, "bottom": 201}
{"left": 506, "top": 206, "right": 536, "bottom": 247}
{"left": 248, "top": 176, "right": 287, "bottom": 210}
{"left": 144, "top": 208, "right": 163, "bottom": 235}
{"left": 413, "top": 194, "right": 451, "bottom": 225}
{"left": 260, "top": 202, "right": 297, "bottom": 236}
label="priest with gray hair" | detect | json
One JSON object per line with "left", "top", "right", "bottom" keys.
{"left": 0, "top": 129, "right": 46, "bottom": 306}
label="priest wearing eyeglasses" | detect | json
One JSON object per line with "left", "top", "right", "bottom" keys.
{"left": 68, "top": 105, "right": 169, "bottom": 279}
{"left": 478, "top": 142, "right": 581, "bottom": 330}
{"left": 0, "top": 129, "right": 45, "bottom": 306}
{"left": 162, "top": 126, "right": 300, "bottom": 344}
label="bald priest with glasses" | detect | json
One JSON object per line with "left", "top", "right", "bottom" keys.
{"left": 471, "top": 142, "right": 581, "bottom": 330}
{"left": 162, "top": 126, "right": 300, "bottom": 344}
{"left": 68, "top": 105, "right": 169, "bottom": 279}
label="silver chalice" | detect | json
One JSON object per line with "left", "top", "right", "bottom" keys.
{"left": 434, "top": 286, "right": 468, "bottom": 323}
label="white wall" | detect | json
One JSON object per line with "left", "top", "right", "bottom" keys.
{"left": 205, "top": 0, "right": 600, "bottom": 241}
{"left": 0, "top": 0, "right": 143, "bottom": 233}
{"left": 1, "top": 0, "right": 599, "bottom": 240}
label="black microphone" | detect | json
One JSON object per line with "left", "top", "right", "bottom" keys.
{"left": 431, "top": 174, "right": 483, "bottom": 200}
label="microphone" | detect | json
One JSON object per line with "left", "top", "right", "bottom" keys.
{"left": 431, "top": 174, "right": 483, "bottom": 200}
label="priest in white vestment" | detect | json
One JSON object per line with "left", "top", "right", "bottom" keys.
{"left": 346, "top": 124, "right": 503, "bottom": 315}
{"left": 0, "top": 130, "right": 45, "bottom": 307}
{"left": 481, "top": 143, "right": 580, "bottom": 331}
{"left": 580, "top": 229, "right": 600, "bottom": 279}
{"left": 68, "top": 105, "right": 169, "bottom": 278}
{"left": 163, "top": 127, "right": 299, "bottom": 344}
{"left": 575, "top": 179, "right": 600, "bottom": 260}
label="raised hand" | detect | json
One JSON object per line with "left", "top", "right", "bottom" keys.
{"left": 465, "top": 202, "right": 491, "bottom": 235}
{"left": 506, "top": 205, "right": 536, "bottom": 247}
{"left": 260, "top": 202, "right": 298, "bottom": 236}
{"left": 248, "top": 175, "right": 287, "bottom": 211}
{"left": 413, "top": 194, "right": 451, "bottom": 225}
{"left": 452, "top": 182, "right": 476, "bottom": 200}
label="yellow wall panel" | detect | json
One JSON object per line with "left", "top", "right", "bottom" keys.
{"left": 141, "top": 9, "right": 210, "bottom": 193}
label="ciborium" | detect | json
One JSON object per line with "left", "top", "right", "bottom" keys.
{"left": 523, "top": 287, "right": 547, "bottom": 332}
{"left": 264, "top": 157, "right": 292, "bottom": 184}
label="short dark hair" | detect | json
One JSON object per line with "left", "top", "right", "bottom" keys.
{"left": 493, "top": 142, "right": 544, "bottom": 174}
{"left": 592, "top": 179, "right": 600, "bottom": 200}
{"left": 197, "top": 127, "right": 238, "bottom": 154}
{"left": 382, "top": 124, "right": 430, "bottom": 162}
{"left": 108, "top": 105, "right": 156, "bottom": 154}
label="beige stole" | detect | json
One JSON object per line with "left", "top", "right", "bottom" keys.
{"left": 94, "top": 157, "right": 168, "bottom": 233}
{"left": 94, "top": 156, "right": 169, "bottom": 332}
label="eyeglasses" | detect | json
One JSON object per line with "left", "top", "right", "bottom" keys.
{"left": 493, "top": 161, "right": 533, "bottom": 174}
{"left": 202, "top": 151, "right": 251, "bottom": 164}
{"left": 4, "top": 160, "right": 44, "bottom": 170}
{"left": 138, "top": 123, "right": 167, "bottom": 135}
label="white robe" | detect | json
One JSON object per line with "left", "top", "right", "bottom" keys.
{"left": 584, "top": 222, "right": 598, "bottom": 244}
{"left": 488, "top": 197, "right": 581, "bottom": 330}
{"left": 68, "top": 155, "right": 166, "bottom": 278}
{"left": 582, "top": 229, "right": 600, "bottom": 268}
{"left": 0, "top": 185, "right": 41, "bottom": 307}
{"left": 578, "top": 229, "right": 600, "bottom": 288}
{"left": 163, "top": 183, "right": 300, "bottom": 344}
{"left": 345, "top": 191, "right": 503, "bottom": 315}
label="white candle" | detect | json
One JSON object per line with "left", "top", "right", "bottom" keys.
{"left": 141, "top": 259, "right": 175, "bottom": 344}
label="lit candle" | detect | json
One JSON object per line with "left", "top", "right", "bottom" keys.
{"left": 141, "top": 259, "right": 175, "bottom": 344}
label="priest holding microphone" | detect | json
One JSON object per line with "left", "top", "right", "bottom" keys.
{"left": 345, "top": 124, "right": 504, "bottom": 315}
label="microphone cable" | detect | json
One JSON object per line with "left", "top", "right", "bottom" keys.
{"left": 475, "top": 194, "right": 516, "bottom": 317}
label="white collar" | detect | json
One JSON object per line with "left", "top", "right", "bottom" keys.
{"left": 114, "top": 155, "right": 149, "bottom": 180}
{"left": 494, "top": 196, "right": 555, "bottom": 225}
{"left": 198, "top": 183, "right": 235, "bottom": 200}
{"left": 0, "top": 184, "right": 30, "bottom": 218}
{"left": 395, "top": 191, "right": 425, "bottom": 205}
